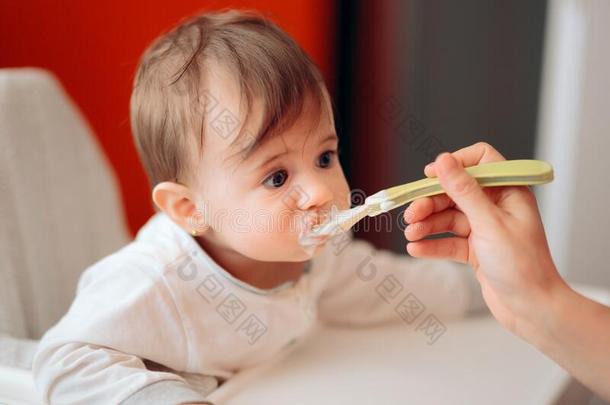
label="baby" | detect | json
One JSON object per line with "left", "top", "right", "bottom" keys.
{"left": 33, "top": 10, "right": 484, "bottom": 404}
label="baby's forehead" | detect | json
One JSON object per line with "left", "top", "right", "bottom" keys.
{"left": 199, "top": 60, "right": 332, "bottom": 167}
{"left": 218, "top": 120, "right": 324, "bottom": 171}
{"left": 203, "top": 63, "right": 252, "bottom": 137}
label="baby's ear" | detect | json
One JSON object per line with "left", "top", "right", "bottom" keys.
{"left": 152, "top": 182, "right": 203, "bottom": 234}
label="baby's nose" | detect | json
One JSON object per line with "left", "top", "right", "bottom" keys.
{"left": 295, "top": 180, "right": 333, "bottom": 211}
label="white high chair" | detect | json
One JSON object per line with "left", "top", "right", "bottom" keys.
{"left": 0, "top": 68, "right": 130, "bottom": 404}
{"left": 0, "top": 68, "right": 604, "bottom": 405}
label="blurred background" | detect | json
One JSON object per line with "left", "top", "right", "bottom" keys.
{"left": 1, "top": 0, "right": 609, "bottom": 317}
{"left": 2, "top": 0, "right": 609, "bottom": 287}
{"left": 1, "top": 1, "right": 610, "bottom": 403}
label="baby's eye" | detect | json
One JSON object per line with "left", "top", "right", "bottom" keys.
{"left": 262, "top": 169, "right": 289, "bottom": 188}
{"left": 317, "top": 150, "right": 336, "bottom": 168}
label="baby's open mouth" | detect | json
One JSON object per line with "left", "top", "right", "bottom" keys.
{"left": 298, "top": 231, "right": 330, "bottom": 248}
{"left": 297, "top": 206, "right": 340, "bottom": 248}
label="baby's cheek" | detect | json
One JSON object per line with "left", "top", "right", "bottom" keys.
{"left": 272, "top": 209, "right": 302, "bottom": 235}
{"left": 336, "top": 183, "right": 352, "bottom": 210}
{"left": 237, "top": 229, "right": 298, "bottom": 261}
{"left": 249, "top": 210, "right": 301, "bottom": 242}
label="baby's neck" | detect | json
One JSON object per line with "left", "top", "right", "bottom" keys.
{"left": 193, "top": 234, "right": 307, "bottom": 290}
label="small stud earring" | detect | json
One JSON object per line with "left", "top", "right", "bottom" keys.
{"left": 191, "top": 229, "right": 198, "bottom": 236}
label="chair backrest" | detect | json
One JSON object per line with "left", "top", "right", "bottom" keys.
{"left": 0, "top": 68, "right": 130, "bottom": 339}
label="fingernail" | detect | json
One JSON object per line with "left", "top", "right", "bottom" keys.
{"left": 404, "top": 207, "right": 414, "bottom": 223}
{"left": 435, "top": 152, "right": 448, "bottom": 162}
{"left": 437, "top": 152, "right": 457, "bottom": 174}
{"left": 444, "top": 153, "right": 457, "bottom": 167}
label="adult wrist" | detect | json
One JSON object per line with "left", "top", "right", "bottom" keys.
{"left": 514, "top": 265, "right": 570, "bottom": 353}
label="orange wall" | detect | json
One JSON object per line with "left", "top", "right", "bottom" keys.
{"left": 0, "top": 1, "right": 335, "bottom": 235}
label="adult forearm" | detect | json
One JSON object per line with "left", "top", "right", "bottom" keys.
{"left": 521, "top": 281, "right": 610, "bottom": 401}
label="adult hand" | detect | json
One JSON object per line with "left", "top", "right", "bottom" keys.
{"left": 404, "top": 142, "right": 563, "bottom": 336}
{"left": 403, "top": 142, "right": 610, "bottom": 401}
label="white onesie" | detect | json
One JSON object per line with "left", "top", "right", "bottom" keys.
{"left": 33, "top": 212, "right": 484, "bottom": 404}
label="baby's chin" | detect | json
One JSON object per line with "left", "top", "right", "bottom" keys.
{"left": 294, "top": 239, "right": 328, "bottom": 260}
{"left": 235, "top": 236, "right": 328, "bottom": 262}
{"left": 260, "top": 240, "right": 328, "bottom": 262}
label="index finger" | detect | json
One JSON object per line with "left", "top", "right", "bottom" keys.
{"left": 424, "top": 142, "right": 506, "bottom": 177}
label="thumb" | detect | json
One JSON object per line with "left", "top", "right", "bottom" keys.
{"left": 434, "top": 152, "right": 498, "bottom": 228}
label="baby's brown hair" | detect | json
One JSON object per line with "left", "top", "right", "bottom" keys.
{"left": 130, "top": 9, "right": 326, "bottom": 187}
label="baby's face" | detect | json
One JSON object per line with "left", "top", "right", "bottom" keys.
{"left": 191, "top": 67, "right": 350, "bottom": 262}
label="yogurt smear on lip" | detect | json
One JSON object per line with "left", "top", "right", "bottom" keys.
{"left": 297, "top": 205, "right": 341, "bottom": 249}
